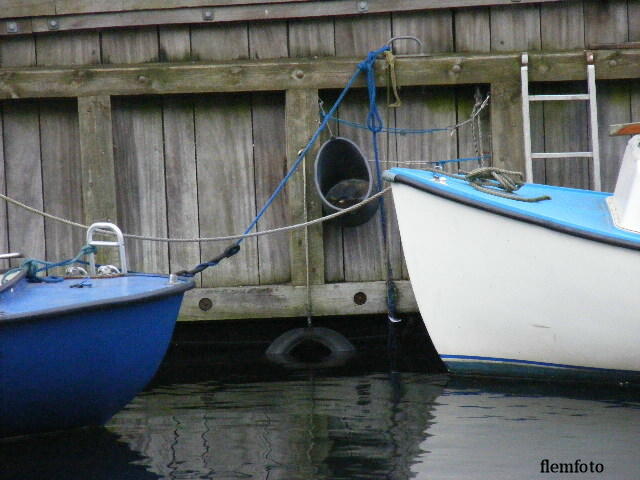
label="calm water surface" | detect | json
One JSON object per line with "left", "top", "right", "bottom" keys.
{"left": 2, "top": 344, "right": 639, "bottom": 479}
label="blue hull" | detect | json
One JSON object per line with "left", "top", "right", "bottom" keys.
{"left": 0, "top": 273, "right": 193, "bottom": 438}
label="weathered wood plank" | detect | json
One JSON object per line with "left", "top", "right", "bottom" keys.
{"left": 0, "top": 36, "right": 36, "bottom": 67}
{"left": 179, "top": 280, "right": 417, "bottom": 321}
{"left": 34, "top": 31, "right": 100, "bottom": 66}
{"left": 540, "top": 1, "right": 589, "bottom": 189}
{"left": 191, "top": 23, "right": 249, "bottom": 61}
{"left": 162, "top": 96, "right": 201, "bottom": 280}
{"left": 195, "top": 93, "right": 258, "bottom": 287}
{"left": 112, "top": 96, "right": 169, "bottom": 273}
{"left": 392, "top": 10, "right": 454, "bottom": 54}
{"left": 0, "top": 108, "right": 8, "bottom": 269}
{"left": 1, "top": 0, "right": 568, "bottom": 19}
{"left": 77, "top": 95, "right": 117, "bottom": 225}
{"left": 6, "top": 50, "right": 640, "bottom": 100}
{"left": 454, "top": 7, "right": 490, "bottom": 52}
{"left": 335, "top": 14, "right": 392, "bottom": 282}
{"left": 36, "top": 29, "right": 95, "bottom": 263}
{"left": 248, "top": 21, "right": 287, "bottom": 59}
{"left": 252, "top": 92, "right": 290, "bottom": 284}
{"left": 104, "top": 29, "right": 168, "bottom": 273}
{"left": 285, "top": 88, "right": 324, "bottom": 285}
{"left": 490, "top": 81, "right": 524, "bottom": 173}
{"left": 585, "top": 0, "right": 629, "bottom": 192}
{"left": 3, "top": 100, "right": 45, "bottom": 262}
{"left": 40, "top": 99, "right": 84, "bottom": 261}
{"left": 158, "top": 27, "right": 200, "bottom": 281}
{"left": 288, "top": 18, "right": 334, "bottom": 57}
{"left": 2, "top": 0, "right": 567, "bottom": 30}
{"left": 490, "top": 4, "right": 541, "bottom": 52}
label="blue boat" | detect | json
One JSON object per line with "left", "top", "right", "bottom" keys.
{"left": 0, "top": 223, "right": 194, "bottom": 438}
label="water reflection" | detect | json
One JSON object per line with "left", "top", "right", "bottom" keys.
{"left": 108, "top": 372, "right": 446, "bottom": 480}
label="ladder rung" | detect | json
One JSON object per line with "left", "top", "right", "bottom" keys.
{"left": 529, "top": 94, "right": 590, "bottom": 102}
{"left": 531, "top": 152, "right": 593, "bottom": 159}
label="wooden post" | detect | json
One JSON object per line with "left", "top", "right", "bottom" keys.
{"left": 285, "top": 88, "right": 325, "bottom": 285}
{"left": 77, "top": 95, "right": 118, "bottom": 265}
{"left": 490, "top": 81, "right": 525, "bottom": 173}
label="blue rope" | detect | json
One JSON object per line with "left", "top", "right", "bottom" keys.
{"left": 19, "top": 244, "right": 97, "bottom": 282}
{"left": 178, "top": 47, "right": 390, "bottom": 277}
{"left": 322, "top": 114, "right": 450, "bottom": 135}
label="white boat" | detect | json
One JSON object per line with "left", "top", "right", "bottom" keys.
{"left": 384, "top": 135, "right": 640, "bottom": 386}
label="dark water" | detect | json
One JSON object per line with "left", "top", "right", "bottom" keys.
{"left": 2, "top": 322, "right": 640, "bottom": 480}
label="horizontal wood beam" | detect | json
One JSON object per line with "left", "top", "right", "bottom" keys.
{"left": 1, "top": 0, "right": 567, "bottom": 28}
{"left": 178, "top": 280, "right": 417, "bottom": 321}
{"left": 1, "top": 49, "right": 638, "bottom": 100}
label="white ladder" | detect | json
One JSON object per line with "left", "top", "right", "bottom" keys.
{"left": 520, "top": 51, "right": 601, "bottom": 191}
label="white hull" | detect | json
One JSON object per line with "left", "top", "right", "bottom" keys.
{"left": 392, "top": 182, "right": 640, "bottom": 381}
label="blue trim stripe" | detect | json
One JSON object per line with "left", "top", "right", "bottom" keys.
{"left": 442, "top": 354, "right": 639, "bottom": 375}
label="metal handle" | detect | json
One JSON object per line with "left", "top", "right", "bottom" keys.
{"left": 86, "top": 222, "right": 128, "bottom": 275}
{"left": 386, "top": 36, "right": 423, "bottom": 54}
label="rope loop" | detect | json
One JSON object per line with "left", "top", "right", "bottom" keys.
{"left": 175, "top": 243, "right": 241, "bottom": 277}
{"left": 464, "top": 167, "right": 551, "bottom": 202}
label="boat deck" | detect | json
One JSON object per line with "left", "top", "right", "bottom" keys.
{"left": 388, "top": 168, "right": 640, "bottom": 249}
{"left": 0, "top": 274, "right": 193, "bottom": 321}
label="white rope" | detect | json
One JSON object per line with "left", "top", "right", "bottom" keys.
{"left": 0, "top": 187, "right": 390, "bottom": 243}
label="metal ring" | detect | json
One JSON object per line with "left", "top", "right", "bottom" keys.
{"left": 386, "top": 36, "right": 423, "bottom": 53}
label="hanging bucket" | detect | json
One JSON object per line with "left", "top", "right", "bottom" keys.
{"left": 314, "top": 137, "right": 379, "bottom": 227}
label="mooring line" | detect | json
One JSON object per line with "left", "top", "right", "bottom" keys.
{"left": 0, "top": 187, "right": 391, "bottom": 243}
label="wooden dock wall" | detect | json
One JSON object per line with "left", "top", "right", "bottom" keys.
{"left": 0, "top": 0, "right": 639, "bottom": 320}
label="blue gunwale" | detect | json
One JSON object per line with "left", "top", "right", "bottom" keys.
{"left": 0, "top": 271, "right": 194, "bottom": 324}
{"left": 387, "top": 168, "right": 640, "bottom": 251}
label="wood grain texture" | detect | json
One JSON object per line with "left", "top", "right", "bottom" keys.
{"left": 159, "top": 25, "right": 192, "bottom": 62}
{"left": 490, "top": 4, "right": 541, "bottom": 51}
{"left": 101, "top": 27, "right": 159, "bottom": 64}
{"left": 392, "top": 10, "right": 453, "bottom": 54}
{"left": 3, "top": 100, "right": 45, "bottom": 262}
{"left": 249, "top": 21, "right": 287, "bottom": 59}
{"left": 454, "top": 7, "right": 490, "bottom": 52}
{"left": 195, "top": 93, "right": 258, "bottom": 287}
{"left": 288, "top": 18, "right": 334, "bottom": 57}
{"left": 584, "top": 0, "right": 629, "bottom": 192}
{"left": 252, "top": 92, "right": 290, "bottom": 284}
{"left": 285, "top": 88, "right": 324, "bottom": 285}
{"left": 191, "top": 23, "right": 249, "bottom": 61}
{"left": 34, "top": 31, "right": 100, "bottom": 65}
{"left": 40, "top": 99, "right": 84, "bottom": 261}
{"left": 0, "top": 109, "right": 8, "bottom": 269}
{"left": 540, "top": 2, "right": 589, "bottom": 189}
{"left": 180, "top": 280, "right": 417, "bottom": 321}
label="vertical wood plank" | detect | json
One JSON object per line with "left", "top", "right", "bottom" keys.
{"left": 3, "top": 100, "right": 45, "bottom": 262}
{"left": 101, "top": 27, "right": 159, "bottom": 64}
{"left": 40, "top": 99, "right": 84, "bottom": 261}
{"left": 159, "top": 25, "right": 192, "bottom": 62}
{"left": 36, "top": 31, "right": 98, "bottom": 263}
{"left": 249, "top": 21, "right": 288, "bottom": 60}
{"left": 490, "top": 81, "right": 525, "bottom": 173}
{"left": 1, "top": 38, "right": 42, "bottom": 265}
{"left": 0, "top": 108, "right": 8, "bottom": 269}
{"left": 285, "top": 88, "right": 324, "bottom": 285}
{"left": 77, "top": 96, "right": 117, "bottom": 225}
{"left": 288, "top": 18, "right": 335, "bottom": 57}
{"left": 252, "top": 92, "right": 290, "bottom": 284}
{"left": 191, "top": 23, "right": 249, "bottom": 61}
{"left": 103, "top": 29, "right": 168, "bottom": 273}
{"left": 392, "top": 10, "right": 453, "bottom": 54}
{"left": 195, "top": 93, "right": 258, "bottom": 287}
{"left": 158, "top": 27, "right": 200, "bottom": 282}
{"left": 454, "top": 8, "right": 490, "bottom": 53}
{"left": 584, "top": 0, "right": 629, "bottom": 191}
{"left": 490, "top": 5, "right": 541, "bottom": 52}
{"left": 34, "top": 31, "right": 100, "bottom": 66}
{"left": 540, "top": 1, "right": 589, "bottom": 189}
{"left": 248, "top": 26, "right": 290, "bottom": 284}
{"left": 335, "top": 15, "right": 394, "bottom": 282}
